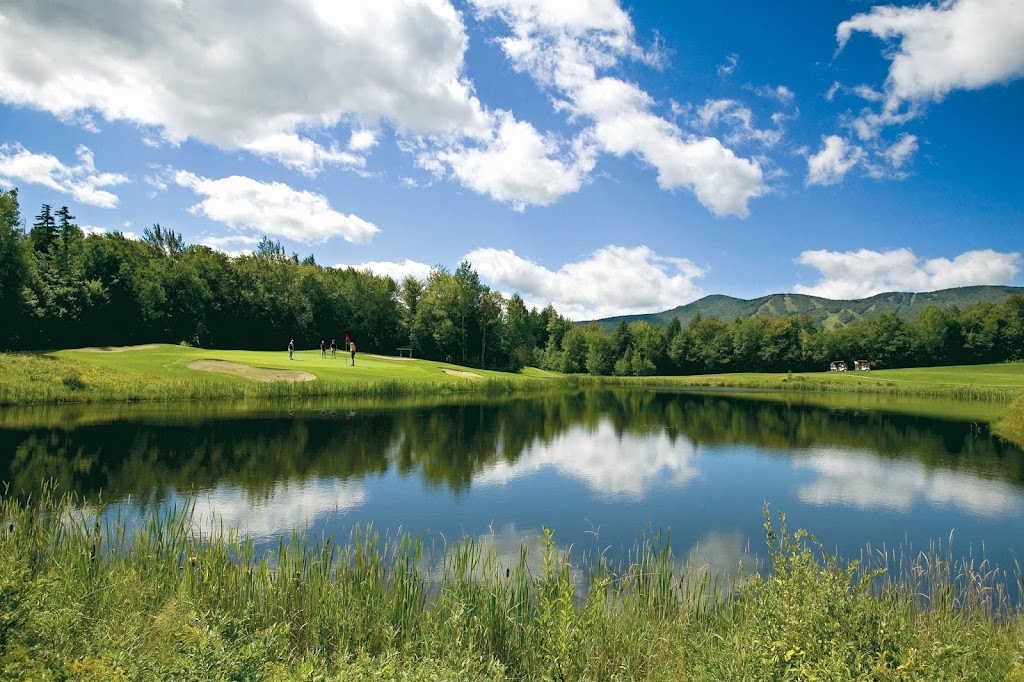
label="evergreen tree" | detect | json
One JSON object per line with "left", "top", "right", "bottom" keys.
{"left": 30, "top": 204, "right": 57, "bottom": 254}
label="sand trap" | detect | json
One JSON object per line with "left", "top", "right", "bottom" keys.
{"left": 188, "top": 360, "right": 316, "bottom": 383}
{"left": 79, "top": 344, "right": 161, "bottom": 352}
{"left": 443, "top": 368, "right": 483, "bottom": 380}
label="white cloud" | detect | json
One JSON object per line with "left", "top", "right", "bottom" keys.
{"left": 337, "top": 259, "right": 435, "bottom": 282}
{"left": 243, "top": 133, "right": 365, "bottom": 176}
{"left": 805, "top": 135, "right": 865, "bottom": 186}
{"left": 0, "top": 0, "right": 491, "bottom": 175}
{"left": 0, "top": 144, "right": 127, "bottom": 208}
{"left": 174, "top": 171, "right": 380, "bottom": 245}
{"left": 794, "top": 247, "right": 1023, "bottom": 299}
{"left": 465, "top": 245, "right": 706, "bottom": 319}
{"left": 695, "top": 99, "right": 784, "bottom": 147}
{"left": 436, "top": 111, "right": 597, "bottom": 210}
{"left": 348, "top": 129, "right": 379, "bottom": 152}
{"left": 469, "top": 0, "right": 765, "bottom": 217}
{"left": 883, "top": 133, "right": 918, "bottom": 169}
{"left": 836, "top": 0, "right": 1024, "bottom": 135}
{"left": 750, "top": 84, "right": 795, "bottom": 105}
{"left": 717, "top": 54, "right": 739, "bottom": 76}
{"left": 198, "top": 233, "right": 262, "bottom": 257}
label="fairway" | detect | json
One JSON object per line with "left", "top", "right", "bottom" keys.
{"left": 59, "top": 344, "right": 526, "bottom": 384}
{"left": 843, "top": 363, "right": 1024, "bottom": 388}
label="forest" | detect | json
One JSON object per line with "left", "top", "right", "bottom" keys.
{"left": 2, "top": 188, "right": 1023, "bottom": 374}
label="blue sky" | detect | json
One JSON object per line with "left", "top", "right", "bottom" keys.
{"left": 0, "top": 0, "right": 1021, "bottom": 320}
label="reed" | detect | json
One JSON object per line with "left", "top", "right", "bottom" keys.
{"left": 2, "top": 491, "right": 1022, "bottom": 680}
{"left": 994, "top": 395, "right": 1024, "bottom": 445}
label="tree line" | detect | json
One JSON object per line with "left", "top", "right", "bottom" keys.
{"left": 2, "top": 188, "right": 1023, "bottom": 373}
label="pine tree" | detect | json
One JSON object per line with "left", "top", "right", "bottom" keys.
{"left": 30, "top": 203, "right": 57, "bottom": 254}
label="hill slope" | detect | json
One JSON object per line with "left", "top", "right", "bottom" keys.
{"left": 584, "top": 285, "right": 1024, "bottom": 331}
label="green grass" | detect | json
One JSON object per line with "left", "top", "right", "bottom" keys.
{"left": 577, "top": 362, "right": 1024, "bottom": 402}
{"left": 2, "top": 491, "right": 1022, "bottom": 680}
{"left": 0, "top": 345, "right": 551, "bottom": 405}
{"left": 994, "top": 396, "right": 1024, "bottom": 445}
{"left": 3, "top": 347, "right": 1024, "bottom": 445}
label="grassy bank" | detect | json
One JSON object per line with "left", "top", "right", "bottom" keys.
{"left": 0, "top": 345, "right": 555, "bottom": 405}
{"left": 1, "top": 492, "right": 1022, "bottom": 680}
{"left": 576, "top": 362, "right": 1024, "bottom": 402}
{"left": 995, "top": 395, "right": 1024, "bottom": 445}
{"left": 3, "top": 344, "right": 1023, "bottom": 406}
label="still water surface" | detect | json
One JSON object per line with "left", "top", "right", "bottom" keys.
{"left": 1, "top": 389, "right": 1022, "bottom": 575}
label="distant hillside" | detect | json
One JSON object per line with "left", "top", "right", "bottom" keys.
{"left": 583, "top": 285, "right": 1024, "bottom": 331}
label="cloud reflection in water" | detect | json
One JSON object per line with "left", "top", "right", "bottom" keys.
{"left": 474, "top": 419, "right": 701, "bottom": 500}
{"left": 793, "top": 447, "right": 1023, "bottom": 518}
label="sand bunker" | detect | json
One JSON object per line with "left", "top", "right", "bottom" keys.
{"left": 188, "top": 360, "right": 316, "bottom": 383}
{"left": 443, "top": 368, "right": 483, "bottom": 380}
{"left": 79, "top": 344, "right": 161, "bottom": 352}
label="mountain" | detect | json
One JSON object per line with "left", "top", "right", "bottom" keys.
{"left": 582, "top": 285, "right": 1024, "bottom": 331}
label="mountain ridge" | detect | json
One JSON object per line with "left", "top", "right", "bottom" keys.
{"left": 581, "top": 285, "right": 1024, "bottom": 330}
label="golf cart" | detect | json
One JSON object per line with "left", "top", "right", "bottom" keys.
{"left": 829, "top": 360, "right": 847, "bottom": 372}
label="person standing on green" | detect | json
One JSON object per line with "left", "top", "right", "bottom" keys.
{"left": 349, "top": 340, "right": 356, "bottom": 366}
{"left": 288, "top": 339, "right": 294, "bottom": 360}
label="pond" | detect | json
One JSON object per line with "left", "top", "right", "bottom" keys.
{"left": 1, "top": 388, "right": 1022, "bottom": 580}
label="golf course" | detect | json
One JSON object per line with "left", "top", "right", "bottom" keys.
{"left": 2, "top": 343, "right": 1023, "bottom": 445}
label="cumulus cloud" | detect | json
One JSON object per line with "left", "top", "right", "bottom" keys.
{"left": 174, "top": 171, "right": 380, "bottom": 245}
{"left": 805, "top": 135, "right": 865, "bottom": 186}
{"left": 337, "top": 259, "right": 435, "bottom": 282}
{"left": 464, "top": 245, "right": 706, "bottom": 319}
{"left": 836, "top": 0, "right": 1024, "bottom": 136}
{"left": 794, "top": 247, "right": 1022, "bottom": 299}
{"left": 468, "top": 0, "right": 765, "bottom": 217}
{"left": 0, "top": 144, "right": 128, "bottom": 208}
{"left": 0, "top": 0, "right": 490, "bottom": 174}
{"left": 436, "top": 112, "right": 597, "bottom": 210}
{"left": 348, "top": 129, "right": 379, "bottom": 152}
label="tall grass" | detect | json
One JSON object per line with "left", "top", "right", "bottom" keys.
{"left": 995, "top": 395, "right": 1024, "bottom": 446}
{"left": 2, "top": 491, "right": 1022, "bottom": 680}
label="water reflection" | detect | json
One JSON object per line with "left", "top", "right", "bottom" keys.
{"left": 793, "top": 447, "right": 1024, "bottom": 517}
{"left": 475, "top": 421, "right": 701, "bottom": 500}
{"left": 1, "top": 389, "right": 1022, "bottom": 572}
{"left": 194, "top": 478, "right": 369, "bottom": 540}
